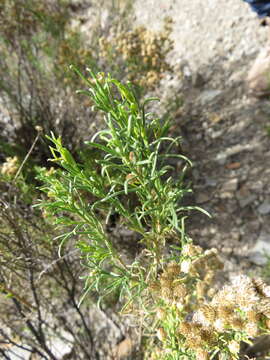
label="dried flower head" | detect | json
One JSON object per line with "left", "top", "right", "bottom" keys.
{"left": 161, "top": 286, "right": 174, "bottom": 301}
{"left": 217, "top": 304, "right": 234, "bottom": 321}
{"left": 178, "top": 321, "right": 192, "bottom": 336}
{"left": 180, "top": 259, "right": 193, "bottom": 274}
{"left": 1, "top": 156, "right": 19, "bottom": 176}
{"left": 148, "top": 281, "right": 160, "bottom": 292}
{"left": 252, "top": 278, "right": 270, "bottom": 298}
{"left": 166, "top": 261, "right": 181, "bottom": 276}
{"left": 156, "top": 328, "right": 167, "bottom": 342}
{"left": 246, "top": 310, "right": 260, "bottom": 323}
{"left": 230, "top": 316, "right": 245, "bottom": 331}
{"left": 258, "top": 298, "right": 270, "bottom": 318}
{"left": 245, "top": 322, "right": 259, "bottom": 337}
{"left": 195, "top": 349, "right": 210, "bottom": 360}
{"left": 182, "top": 243, "right": 203, "bottom": 257}
{"left": 228, "top": 340, "right": 240, "bottom": 355}
{"left": 198, "top": 304, "right": 216, "bottom": 323}
{"left": 173, "top": 283, "right": 187, "bottom": 299}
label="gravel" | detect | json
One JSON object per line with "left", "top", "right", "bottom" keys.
{"left": 134, "top": 0, "right": 268, "bottom": 70}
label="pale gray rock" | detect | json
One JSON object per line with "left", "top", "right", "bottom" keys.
{"left": 258, "top": 201, "right": 270, "bottom": 215}
{"left": 215, "top": 143, "right": 258, "bottom": 164}
{"left": 239, "top": 194, "right": 256, "bottom": 208}
{"left": 249, "top": 232, "right": 270, "bottom": 265}
{"left": 196, "top": 192, "right": 211, "bottom": 204}
{"left": 198, "top": 89, "right": 223, "bottom": 105}
{"left": 222, "top": 178, "right": 238, "bottom": 192}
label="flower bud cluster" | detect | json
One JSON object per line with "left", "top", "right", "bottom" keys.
{"left": 98, "top": 18, "right": 174, "bottom": 89}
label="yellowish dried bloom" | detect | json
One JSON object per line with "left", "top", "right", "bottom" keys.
{"left": 148, "top": 281, "right": 160, "bottom": 292}
{"left": 180, "top": 259, "right": 193, "bottom": 274}
{"left": 246, "top": 310, "right": 260, "bottom": 323}
{"left": 228, "top": 340, "right": 240, "bottom": 355}
{"left": 252, "top": 278, "right": 270, "bottom": 297}
{"left": 173, "top": 283, "right": 187, "bottom": 299}
{"left": 217, "top": 304, "right": 234, "bottom": 320}
{"left": 199, "top": 304, "right": 217, "bottom": 322}
{"left": 166, "top": 262, "right": 181, "bottom": 276}
{"left": 156, "top": 328, "right": 167, "bottom": 342}
{"left": 203, "top": 249, "right": 224, "bottom": 270}
{"left": 182, "top": 243, "right": 203, "bottom": 257}
{"left": 203, "top": 270, "right": 215, "bottom": 285}
{"left": 258, "top": 298, "right": 270, "bottom": 318}
{"left": 160, "top": 275, "right": 173, "bottom": 288}
{"left": 245, "top": 322, "right": 259, "bottom": 337}
{"left": 161, "top": 286, "right": 174, "bottom": 301}
{"left": 230, "top": 317, "right": 245, "bottom": 331}
{"left": 186, "top": 335, "right": 203, "bottom": 350}
{"left": 195, "top": 349, "right": 210, "bottom": 360}
{"left": 178, "top": 321, "right": 192, "bottom": 336}
{"left": 199, "top": 328, "right": 215, "bottom": 344}
{"left": 1, "top": 156, "right": 19, "bottom": 177}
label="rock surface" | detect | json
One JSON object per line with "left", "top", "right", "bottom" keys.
{"left": 131, "top": 0, "right": 270, "bottom": 274}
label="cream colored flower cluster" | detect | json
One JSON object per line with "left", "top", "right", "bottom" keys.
{"left": 149, "top": 244, "right": 270, "bottom": 359}
{"left": 1, "top": 156, "right": 19, "bottom": 177}
{"left": 150, "top": 244, "right": 223, "bottom": 306}
{"left": 179, "top": 275, "right": 270, "bottom": 358}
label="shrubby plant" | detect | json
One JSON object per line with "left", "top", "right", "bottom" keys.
{"left": 98, "top": 18, "right": 174, "bottom": 92}
{"left": 37, "top": 70, "right": 270, "bottom": 359}
{"left": 37, "top": 68, "right": 195, "bottom": 306}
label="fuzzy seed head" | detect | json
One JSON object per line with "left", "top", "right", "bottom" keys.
{"left": 217, "top": 304, "right": 234, "bottom": 321}
{"left": 182, "top": 243, "right": 203, "bottom": 257}
{"left": 228, "top": 340, "right": 240, "bottom": 355}
{"left": 246, "top": 310, "right": 260, "bottom": 323}
{"left": 230, "top": 317, "right": 245, "bottom": 331}
{"left": 173, "top": 283, "right": 187, "bottom": 299}
{"left": 161, "top": 286, "right": 174, "bottom": 301}
{"left": 195, "top": 349, "right": 210, "bottom": 360}
{"left": 160, "top": 275, "right": 173, "bottom": 288}
{"left": 166, "top": 261, "right": 181, "bottom": 276}
{"left": 1, "top": 156, "right": 19, "bottom": 176}
{"left": 252, "top": 278, "right": 270, "bottom": 297}
{"left": 180, "top": 259, "right": 192, "bottom": 274}
{"left": 245, "top": 322, "right": 259, "bottom": 337}
{"left": 200, "top": 304, "right": 217, "bottom": 322}
{"left": 258, "top": 298, "right": 270, "bottom": 318}
{"left": 178, "top": 321, "right": 192, "bottom": 336}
